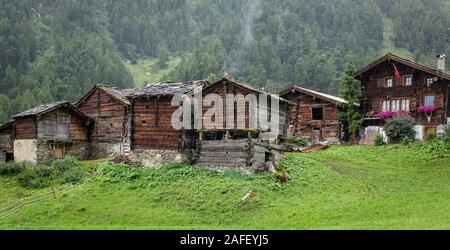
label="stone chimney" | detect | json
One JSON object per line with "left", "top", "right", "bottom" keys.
{"left": 437, "top": 53, "right": 446, "bottom": 72}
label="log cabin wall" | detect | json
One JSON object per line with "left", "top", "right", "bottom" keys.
{"left": 0, "top": 124, "right": 14, "bottom": 162}
{"left": 358, "top": 60, "right": 449, "bottom": 126}
{"left": 201, "top": 79, "right": 290, "bottom": 136}
{"left": 14, "top": 117, "right": 37, "bottom": 140}
{"left": 132, "top": 97, "right": 181, "bottom": 150}
{"left": 77, "top": 88, "right": 129, "bottom": 143}
{"left": 282, "top": 91, "right": 341, "bottom": 143}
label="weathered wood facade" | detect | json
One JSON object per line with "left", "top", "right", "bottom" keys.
{"left": 0, "top": 121, "right": 14, "bottom": 162}
{"left": 354, "top": 53, "right": 450, "bottom": 137}
{"left": 76, "top": 85, "right": 132, "bottom": 157}
{"left": 11, "top": 102, "right": 91, "bottom": 164}
{"left": 128, "top": 81, "right": 207, "bottom": 151}
{"left": 280, "top": 86, "right": 346, "bottom": 144}
{"left": 195, "top": 78, "right": 291, "bottom": 172}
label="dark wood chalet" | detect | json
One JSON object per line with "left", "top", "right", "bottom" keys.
{"left": 279, "top": 86, "right": 347, "bottom": 144}
{"left": 76, "top": 84, "right": 132, "bottom": 157}
{"left": 11, "top": 101, "right": 92, "bottom": 164}
{"left": 195, "top": 77, "right": 292, "bottom": 173}
{"left": 354, "top": 53, "right": 450, "bottom": 137}
{"left": 127, "top": 80, "right": 208, "bottom": 151}
{"left": 0, "top": 121, "right": 14, "bottom": 162}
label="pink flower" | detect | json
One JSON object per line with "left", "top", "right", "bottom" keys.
{"left": 376, "top": 111, "right": 412, "bottom": 120}
{"left": 418, "top": 105, "right": 438, "bottom": 113}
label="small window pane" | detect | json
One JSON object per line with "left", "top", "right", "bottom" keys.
{"left": 312, "top": 107, "right": 324, "bottom": 120}
{"left": 426, "top": 78, "right": 434, "bottom": 87}
{"left": 425, "top": 96, "right": 435, "bottom": 106}
{"left": 401, "top": 99, "right": 410, "bottom": 111}
{"left": 386, "top": 78, "right": 393, "bottom": 87}
{"left": 405, "top": 77, "right": 412, "bottom": 86}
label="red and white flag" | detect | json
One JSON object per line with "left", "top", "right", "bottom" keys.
{"left": 393, "top": 64, "right": 401, "bottom": 80}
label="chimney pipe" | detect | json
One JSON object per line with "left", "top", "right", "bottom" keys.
{"left": 437, "top": 53, "right": 446, "bottom": 72}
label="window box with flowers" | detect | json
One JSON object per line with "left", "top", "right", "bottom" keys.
{"left": 417, "top": 105, "right": 438, "bottom": 123}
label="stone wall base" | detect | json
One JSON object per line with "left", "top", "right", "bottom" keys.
{"left": 129, "top": 149, "right": 187, "bottom": 168}
{"left": 89, "top": 142, "right": 124, "bottom": 159}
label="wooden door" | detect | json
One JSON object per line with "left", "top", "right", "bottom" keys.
{"left": 53, "top": 145, "right": 65, "bottom": 159}
{"left": 312, "top": 128, "right": 321, "bottom": 144}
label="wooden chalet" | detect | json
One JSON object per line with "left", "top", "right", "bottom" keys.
{"left": 354, "top": 53, "right": 450, "bottom": 139}
{"left": 11, "top": 101, "right": 92, "bottom": 164}
{"left": 195, "top": 77, "right": 292, "bottom": 173}
{"left": 0, "top": 121, "right": 14, "bottom": 162}
{"left": 279, "top": 86, "right": 347, "bottom": 144}
{"left": 76, "top": 84, "right": 132, "bottom": 157}
{"left": 127, "top": 80, "right": 208, "bottom": 151}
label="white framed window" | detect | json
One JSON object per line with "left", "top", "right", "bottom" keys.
{"left": 382, "top": 100, "right": 390, "bottom": 112}
{"left": 404, "top": 76, "right": 412, "bottom": 86}
{"left": 401, "top": 99, "right": 410, "bottom": 111}
{"left": 386, "top": 78, "right": 393, "bottom": 88}
{"left": 425, "top": 96, "right": 435, "bottom": 106}
{"left": 392, "top": 100, "right": 400, "bottom": 112}
{"left": 426, "top": 77, "right": 434, "bottom": 87}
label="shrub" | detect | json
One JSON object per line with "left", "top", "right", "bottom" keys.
{"left": 0, "top": 162, "right": 26, "bottom": 176}
{"left": 285, "top": 135, "right": 309, "bottom": 147}
{"left": 401, "top": 136, "right": 413, "bottom": 146}
{"left": 374, "top": 133, "right": 385, "bottom": 146}
{"left": 425, "top": 128, "right": 437, "bottom": 141}
{"left": 18, "top": 165, "right": 55, "bottom": 189}
{"left": 384, "top": 115, "right": 416, "bottom": 143}
{"left": 443, "top": 125, "right": 450, "bottom": 144}
{"left": 18, "top": 157, "right": 84, "bottom": 189}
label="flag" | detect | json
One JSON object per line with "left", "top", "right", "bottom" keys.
{"left": 393, "top": 64, "right": 401, "bottom": 80}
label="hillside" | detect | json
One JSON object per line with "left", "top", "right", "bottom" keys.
{"left": 1, "top": 145, "right": 450, "bottom": 229}
{"left": 1, "top": 0, "right": 449, "bottom": 123}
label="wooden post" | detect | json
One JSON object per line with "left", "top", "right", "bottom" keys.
{"left": 225, "top": 130, "right": 230, "bottom": 140}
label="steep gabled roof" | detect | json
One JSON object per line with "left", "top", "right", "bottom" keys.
{"left": 205, "top": 77, "right": 294, "bottom": 105}
{"left": 279, "top": 86, "right": 348, "bottom": 105}
{"left": 0, "top": 120, "right": 14, "bottom": 131}
{"left": 127, "top": 80, "right": 209, "bottom": 98}
{"left": 76, "top": 84, "right": 131, "bottom": 107}
{"left": 12, "top": 101, "right": 91, "bottom": 121}
{"left": 353, "top": 53, "right": 450, "bottom": 80}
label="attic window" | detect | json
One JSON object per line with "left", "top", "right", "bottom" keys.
{"left": 385, "top": 78, "right": 393, "bottom": 88}
{"left": 404, "top": 76, "right": 412, "bottom": 86}
{"left": 312, "top": 107, "right": 324, "bottom": 120}
{"left": 426, "top": 77, "right": 434, "bottom": 87}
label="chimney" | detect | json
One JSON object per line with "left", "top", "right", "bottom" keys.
{"left": 437, "top": 53, "right": 446, "bottom": 72}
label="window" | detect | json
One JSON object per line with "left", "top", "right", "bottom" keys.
{"left": 425, "top": 96, "right": 435, "bottom": 106}
{"left": 426, "top": 77, "right": 434, "bottom": 87}
{"left": 401, "top": 99, "right": 410, "bottom": 111}
{"left": 392, "top": 100, "right": 400, "bottom": 112}
{"left": 404, "top": 76, "right": 412, "bottom": 86}
{"left": 386, "top": 78, "right": 393, "bottom": 88}
{"left": 312, "top": 107, "right": 324, "bottom": 120}
{"left": 382, "top": 100, "right": 390, "bottom": 112}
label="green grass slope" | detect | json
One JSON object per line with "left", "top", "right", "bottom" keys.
{"left": 0, "top": 145, "right": 449, "bottom": 229}
{"left": 125, "top": 57, "right": 181, "bottom": 86}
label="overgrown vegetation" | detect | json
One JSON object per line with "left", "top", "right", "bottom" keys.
{"left": 17, "top": 157, "right": 84, "bottom": 189}
{"left": 0, "top": 162, "right": 26, "bottom": 176}
{"left": 1, "top": 145, "right": 449, "bottom": 229}
{"left": 285, "top": 135, "right": 310, "bottom": 147}
{"left": 374, "top": 133, "right": 386, "bottom": 146}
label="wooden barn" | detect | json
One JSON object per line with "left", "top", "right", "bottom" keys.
{"left": 279, "top": 86, "right": 347, "bottom": 144}
{"left": 0, "top": 121, "right": 14, "bottom": 162}
{"left": 126, "top": 80, "right": 208, "bottom": 167}
{"left": 11, "top": 101, "right": 92, "bottom": 164}
{"left": 195, "top": 77, "right": 292, "bottom": 173}
{"left": 354, "top": 53, "right": 450, "bottom": 142}
{"left": 76, "top": 84, "right": 132, "bottom": 157}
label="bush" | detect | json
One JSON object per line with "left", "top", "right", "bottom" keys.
{"left": 401, "top": 136, "right": 413, "bottom": 146}
{"left": 444, "top": 125, "right": 450, "bottom": 144}
{"left": 18, "top": 165, "right": 55, "bottom": 189}
{"left": 425, "top": 128, "right": 437, "bottom": 141}
{"left": 285, "top": 135, "right": 309, "bottom": 147}
{"left": 18, "top": 157, "right": 84, "bottom": 189}
{"left": 374, "top": 133, "right": 385, "bottom": 146}
{"left": 0, "top": 162, "right": 26, "bottom": 176}
{"left": 384, "top": 116, "right": 416, "bottom": 143}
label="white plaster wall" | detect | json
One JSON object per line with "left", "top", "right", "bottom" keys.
{"left": 14, "top": 139, "right": 38, "bottom": 164}
{"left": 414, "top": 125, "right": 424, "bottom": 141}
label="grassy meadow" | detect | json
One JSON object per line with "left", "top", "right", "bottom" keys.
{"left": 0, "top": 144, "right": 449, "bottom": 230}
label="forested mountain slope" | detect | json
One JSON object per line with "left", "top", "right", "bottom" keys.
{"left": 0, "top": 0, "right": 449, "bottom": 123}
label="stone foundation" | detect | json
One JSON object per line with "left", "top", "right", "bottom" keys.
{"left": 36, "top": 140, "right": 90, "bottom": 163}
{"left": 14, "top": 139, "right": 38, "bottom": 164}
{"left": 89, "top": 142, "right": 124, "bottom": 159}
{"left": 129, "top": 149, "right": 186, "bottom": 168}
